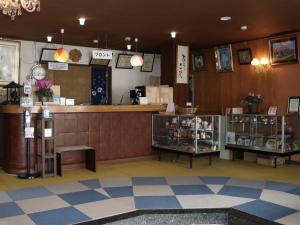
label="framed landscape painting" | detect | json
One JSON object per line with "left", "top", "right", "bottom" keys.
{"left": 0, "top": 40, "right": 20, "bottom": 85}
{"left": 215, "top": 44, "right": 234, "bottom": 72}
{"left": 116, "top": 54, "right": 133, "bottom": 69}
{"left": 269, "top": 35, "right": 298, "bottom": 65}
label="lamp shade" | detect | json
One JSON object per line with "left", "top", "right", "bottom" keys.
{"left": 130, "top": 55, "right": 143, "bottom": 67}
{"left": 54, "top": 48, "right": 69, "bottom": 62}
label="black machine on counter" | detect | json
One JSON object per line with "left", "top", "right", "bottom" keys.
{"left": 130, "top": 86, "right": 146, "bottom": 104}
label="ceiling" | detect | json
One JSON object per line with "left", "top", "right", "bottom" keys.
{"left": 0, "top": 0, "right": 300, "bottom": 52}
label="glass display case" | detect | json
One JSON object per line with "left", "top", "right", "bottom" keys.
{"left": 226, "top": 114, "right": 300, "bottom": 153}
{"left": 152, "top": 114, "right": 221, "bottom": 154}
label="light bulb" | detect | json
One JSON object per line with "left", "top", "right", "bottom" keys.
{"left": 170, "top": 32, "right": 176, "bottom": 39}
{"left": 127, "top": 44, "right": 132, "bottom": 50}
{"left": 47, "top": 36, "right": 52, "bottom": 42}
{"left": 79, "top": 17, "right": 86, "bottom": 26}
{"left": 260, "top": 57, "right": 269, "bottom": 66}
{"left": 251, "top": 58, "right": 260, "bottom": 66}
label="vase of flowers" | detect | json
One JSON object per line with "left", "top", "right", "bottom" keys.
{"left": 35, "top": 80, "right": 53, "bottom": 103}
{"left": 243, "top": 92, "right": 263, "bottom": 114}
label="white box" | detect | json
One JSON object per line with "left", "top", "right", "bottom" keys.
{"left": 44, "top": 128, "right": 52, "bottom": 138}
{"left": 66, "top": 99, "right": 75, "bottom": 106}
{"left": 60, "top": 97, "right": 66, "bottom": 105}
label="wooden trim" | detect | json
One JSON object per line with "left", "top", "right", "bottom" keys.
{"left": 0, "top": 104, "right": 166, "bottom": 114}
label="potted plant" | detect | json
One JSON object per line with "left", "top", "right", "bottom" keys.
{"left": 35, "top": 80, "right": 53, "bottom": 103}
{"left": 243, "top": 92, "right": 263, "bottom": 114}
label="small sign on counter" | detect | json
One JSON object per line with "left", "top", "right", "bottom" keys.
{"left": 48, "top": 62, "right": 69, "bottom": 71}
{"left": 25, "top": 127, "right": 34, "bottom": 139}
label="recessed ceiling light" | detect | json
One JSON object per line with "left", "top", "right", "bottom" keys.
{"left": 170, "top": 32, "right": 176, "bottom": 39}
{"left": 78, "top": 17, "right": 86, "bottom": 26}
{"left": 47, "top": 36, "right": 52, "bottom": 42}
{"left": 241, "top": 25, "right": 248, "bottom": 31}
{"left": 93, "top": 39, "right": 98, "bottom": 44}
{"left": 220, "top": 16, "right": 232, "bottom": 21}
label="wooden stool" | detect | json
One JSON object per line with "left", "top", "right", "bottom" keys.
{"left": 56, "top": 145, "right": 96, "bottom": 176}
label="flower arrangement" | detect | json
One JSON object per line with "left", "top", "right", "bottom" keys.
{"left": 35, "top": 80, "right": 53, "bottom": 98}
{"left": 243, "top": 92, "right": 263, "bottom": 105}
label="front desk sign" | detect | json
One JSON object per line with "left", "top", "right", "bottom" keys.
{"left": 92, "top": 50, "right": 113, "bottom": 60}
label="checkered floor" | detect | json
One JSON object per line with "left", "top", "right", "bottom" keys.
{"left": 1, "top": 176, "right": 300, "bottom": 225}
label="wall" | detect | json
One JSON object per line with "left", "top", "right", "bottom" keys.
{"left": 19, "top": 40, "right": 161, "bottom": 104}
{"left": 192, "top": 33, "right": 300, "bottom": 114}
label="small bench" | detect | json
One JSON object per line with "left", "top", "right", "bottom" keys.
{"left": 56, "top": 145, "right": 96, "bottom": 176}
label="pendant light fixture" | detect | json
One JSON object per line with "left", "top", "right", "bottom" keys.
{"left": 54, "top": 28, "right": 69, "bottom": 63}
{"left": 130, "top": 38, "right": 143, "bottom": 67}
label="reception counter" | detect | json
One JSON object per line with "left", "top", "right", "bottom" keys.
{"left": 0, "top": 104, "right": 165, "bottom": 174}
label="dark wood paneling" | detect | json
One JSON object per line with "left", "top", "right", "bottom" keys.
{"left": 192, "top": 33, "right": 300, "bottom": 115}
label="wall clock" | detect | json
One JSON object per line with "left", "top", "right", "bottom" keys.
{"left": 31, "top": 64, "right": 46, "bottom": 80}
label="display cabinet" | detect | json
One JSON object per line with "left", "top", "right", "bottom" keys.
{"left": 226, "top": 114, "right": 300, "bottom": 167}
{"left": 152, "top": 114, "right": 221, "bottom": 168}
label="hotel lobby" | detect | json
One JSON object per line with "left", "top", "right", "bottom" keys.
{"left": 1, "top": 1, "right": 300, "bottom": 225}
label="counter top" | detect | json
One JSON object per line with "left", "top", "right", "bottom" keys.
{"left": 0, "top": 104, "right": 166, "bottom": 114}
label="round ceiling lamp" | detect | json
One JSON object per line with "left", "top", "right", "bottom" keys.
{"left": 54, "top": 28, "right": 69, "bottom": 63}
{"left": 130, "top": 55, "right": 143, "bottom": 67}
{"left": 130, "top": 38, "right": 143, "bottom": 67}
{"left": 54, "top": 48, "right": 69, "bottom": 62}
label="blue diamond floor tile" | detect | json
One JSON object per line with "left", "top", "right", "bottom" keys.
{"left": 235, "top": 200, "right": 297, "bottom": 221}
{"left": 104, "top": 186, "right": 133, "bottom": 198}
{"left": 265, "top": 181, "right": 300, "bottom": 192}
{"left": 29, "top": 207, "right": 90, "bottom": 225}
{"left": 287, "top": 187, "right": 300, "bottom": 196}
{"left": 218, "top": 185, "right": 262, "bottom": 199}
{"left": 135, "top": 196, "right": 182, "bottom": 209}
{"left": 200, "top": 176, "right": 230, "bottom": 184}
{"left": 59, "top": 190, "right": 109, "bottom": 205}
{"left": 0, "top": 202, "right": 24, "bottom": 218}
{"left": 7, "top": 186, "right": 53, "bottom": 201}
{"left": 79, "top": 179, "right": 101, "bottom": 189}
{"left": 132, "top": 177, "right": 167, "bottom": 186}
{"left": 171, "top": 185, "right": 214, "bottom": 195}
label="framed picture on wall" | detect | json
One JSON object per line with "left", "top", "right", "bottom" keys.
{"left": 0, "top": 40, "right": 20, "bottom": 85}
{"left": 214, "top": 44, "right": 234, "bottom": 72}
{"left": 288, "top": 96, "right": 300, "bottom": 113}
{"left": 192, "top": 53, "right": 205, "bottom": 71}
{"left": 141, "top": 53, "right": 155, "bottom": 72}
{"left": 237, "top": 48, "right": 252, "bottom": 65}
{"left": 176, "top": 45, "right": 189, "bottom": 84}
{"left": 116, "top": 54, "right": 133, "bottom": 69}
{"left": 269, "top": 35, "right": 298, "bottom": 65}
{"left": 39, "top": 48, "right": 57, "bottom": 64}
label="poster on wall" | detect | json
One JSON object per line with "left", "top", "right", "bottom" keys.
{"left": 0, "top": 40, "right": 20, "bottom": 85}
{"left": 176, "top": 45, "right": 189, "bottom": 84}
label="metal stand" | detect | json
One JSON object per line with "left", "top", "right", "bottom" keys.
{"left": 18, "top": 110, "right": 39, "bottom": 179}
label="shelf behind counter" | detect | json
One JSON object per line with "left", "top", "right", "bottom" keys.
{"left": 0, "top": 104, "right": 166, "bottom": 174}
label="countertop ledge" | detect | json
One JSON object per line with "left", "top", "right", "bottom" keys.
{"left": 0, "top": 104, "right": 166, "bottom": 114}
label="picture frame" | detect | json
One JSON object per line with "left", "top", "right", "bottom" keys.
{"left": 214, "top": 44, "right": 234, "bottom": 72}
{"left": 116, "top": 54, "right": 133, "bottom": 69}
{"left": 192, "top": 52, "right": 205, "bottom": 71}
{"left": 0, "top": 40, "right": 20, "bottom": 85}
{"left": 176, "top": 45, "right": 189, "bottom": 84}
{"left": 288, "top": 96, "right": 300, "bottom": 113}
{"left": 237, "top": 48, "right": 252, "bottom": 65}
{"left": 89, "top": 58, "right": 110, "bottom": 67}
{"left": 39, "top": 48, "right": 57, "bottom": 64}
{"left": 141, "top": 53, "right": 155, "bottom": 72}
{"left": 269, "top": 35, "right": 298, "bottom": 65}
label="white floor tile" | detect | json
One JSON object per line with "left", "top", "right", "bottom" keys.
{"left": 206, "top": 185, "right": 223, "bottom": 194}
{"left": 16, "top": 195, "right": 70, "bottom": 214}
{"left": 0, "top": 192, "right": 12, "bottom": 204}
{"left": 46, "top": 182, "right": 90, "bottom": 194}
{"left": 177, "top": 194, "right": 255, "bottom": 208}
{"left": 75, "top": 197, "right": 135, "bottom": 219}
{"left": 0, "top": 215, "right": 36, "bottom": 225}
{"left": 260, "top": 189, "right": 300, "bottom": 210}
{"left": 133, "top": 185, "right": 174, "bottom": 196}
{"left": 276, "top": 211, "right": 300, "bottom": 225}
